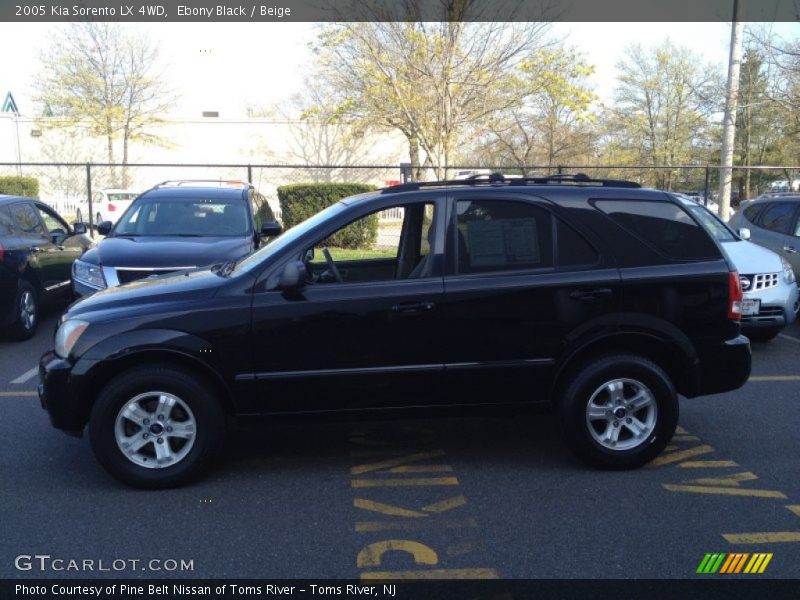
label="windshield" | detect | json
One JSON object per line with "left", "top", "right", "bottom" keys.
{"left": 113, "top": 198, "right": 250, "bottom": 237}
{"left": 107, "top": 193, "right": 138, "bottom": 202}
{"left": 232, "top": 201, "right": 349, "bottom": 275}
{"left": 685, "top": 204, "right": 737, "bottom": 242}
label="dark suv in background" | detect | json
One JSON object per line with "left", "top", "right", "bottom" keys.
{"left": 39, "top": 174, "right": 751, "bottom": 488}
{"left": 1, "top": 195, "right": 93, "bottom": 340}
{"left": 72, "top": 180, "right": 280, "bottom": 296}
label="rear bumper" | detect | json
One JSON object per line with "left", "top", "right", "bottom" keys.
{"left": 38, "top": 350, "right": 91, "bottom": 436}
{"left": 694, "top": 335, "right": 751, "bottom": 396}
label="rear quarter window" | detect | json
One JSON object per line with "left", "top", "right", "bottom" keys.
{"left": 594, "top": 199, "right": 720, "bottom": 260}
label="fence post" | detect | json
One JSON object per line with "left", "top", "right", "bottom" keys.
{"left": 703, "top": 166, "right": 711, "bottom": 207}
{"left": 557, "top": 165, "right": 563, "bottom": 175}
{"left": 247, "top": 164, "right": 253, "bottom": 184}
{"left": 400, "top": 162, "right": 412, "bottom": 184}
{"left": 86, "top": 163, "right": 94, "bottom": 238}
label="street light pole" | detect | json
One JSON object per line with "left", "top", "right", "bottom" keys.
{"left": 718, "top": 0, "right": 745, "bottom": 220}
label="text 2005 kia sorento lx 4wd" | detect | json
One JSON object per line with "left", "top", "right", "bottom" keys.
{"left": 39, "top": 174, "right": 751, "bottom": 488}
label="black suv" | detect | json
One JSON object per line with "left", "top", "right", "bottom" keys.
{"left": 72, "top": 180, "right": 280, "bottom": 296}
{"left": 39, "top": 174, "right": 751, "bottom": 488}
{"left": 0, "top": 195, "right": 92, "bottom": 339}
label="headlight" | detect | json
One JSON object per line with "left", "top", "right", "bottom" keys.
{"left": 782, "top": 257, "right": 796, "bottom": 285}
{"left": 54, "top": 319, "right": 89, "bottom": 358}
{"left": 72, "top": 260, "right": 106, "bottom": 289}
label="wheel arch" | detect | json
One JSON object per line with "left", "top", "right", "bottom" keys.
{"left": 550, "top": 331, "right": 699, "bottom": 405}
{"left": 78, "top": 348, "right": 237, "bottom": 427}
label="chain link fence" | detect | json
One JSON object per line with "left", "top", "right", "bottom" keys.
{"left": 2, "top": 162, "right": 799, "bottom": 227}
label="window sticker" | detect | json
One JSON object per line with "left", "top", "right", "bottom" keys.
{"left": 467, "top": 218, "right": 539, "bottom": 267}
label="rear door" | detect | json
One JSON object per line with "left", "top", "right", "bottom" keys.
{"left": 439, "top": 191, "right": 619, "bottom": 404}
{"left": 7, "top": 202, "right": 65, "bottom": 300}
{"left": 753, "top": 201, "right": 800, "bottom": 274}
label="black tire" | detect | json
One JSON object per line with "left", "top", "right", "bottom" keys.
{"left": 745, "top": 328, "right": 781, "bottom": 343}
{"left": 557, "top": 354, "right": 678, "bottom": 470}
{"left": 96, "top": 212, "right": 102, "bottom": 225}
{"left": 89, "top": 365, "right": 226, "bottom": 489}
{"left": 9, "top": 281, "right": 38, "bottom": 340}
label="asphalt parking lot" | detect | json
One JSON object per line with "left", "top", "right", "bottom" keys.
{"left": 1, "top": 312, "right": 799, "bottom": 580}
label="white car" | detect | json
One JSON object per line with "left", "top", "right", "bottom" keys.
{"left": 674, "top": 194, "right": 799, "bottom": 342}
{"left": 75, "top": 189, "right": 138, "bottom": 225}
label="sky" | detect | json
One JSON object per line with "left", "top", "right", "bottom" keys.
{"left": 0, "top": 21, "right": 798, "bottom": 119}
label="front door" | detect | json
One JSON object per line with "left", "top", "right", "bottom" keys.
{"left": 250, "top": 198, "right": 446, "bottom": 413}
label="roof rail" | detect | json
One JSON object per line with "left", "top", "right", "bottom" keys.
{"left": 154, "top": 179, "right": 252, "bottom": 188}
{"left": 382, "top": 172, "right": 640, "bottom": 193}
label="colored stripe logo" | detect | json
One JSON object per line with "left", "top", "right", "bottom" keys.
{"left": 696, "top": 553, "right": 772, "bottom": 574}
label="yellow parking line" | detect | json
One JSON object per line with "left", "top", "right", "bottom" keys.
{"left": 388, "top": 465, "right": 454, "bottom": 473}
{"left": 748, "top": 376, "right": 800, "bottom": 381}
{"left": 685, "top": 472, "right": 758, "bottom": 486}
{"left": 0, "top": 391, "right": 37, "bottom": 397}
{"left": 678, "top": 460, "right": 739, "bottom": 468}
{"left": 648, "top": 445, "right": 714, "bottom": 467}
{"left": 724, "top": 532, "right": 800, "bottom": 544}
{"left": 672, "top": 435, "right": 700, "bottom": 441}
{"left": 361, "top": 568, "right": 499, "bottom": 580}
{"left": 355, "top": 519, "right": 478, "bottom": 532}
{"left": 785, "top": 505, "right": 800, "bottom": 518}
{"left": 663, "top": 484, "right": 786, "bottom": 498}
{"left": 351, "top": 450, "right": 446, "bottom": 475}
{"left": 351, "top": 477, "right": 459, "bottom": 488}
{"left": 422, "top": 495, "right": 468, "bottom": 514}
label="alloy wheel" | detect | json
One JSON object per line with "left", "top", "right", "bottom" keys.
{"left": 585, "top": 378, "right": 658, "bottom": 451}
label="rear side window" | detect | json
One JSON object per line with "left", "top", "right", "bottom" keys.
{"left": 9, "top": 203, "right": 46, "bottom": 236}
{"left": 758, "top": 202, "right": 796, "bottom": 234}
{"left": 595, "top": 200, "right": 719, "bottom": 260}
{"left": 0, "top": 206, "right": 15, "bottom": 235}
{"left": 456, "top": 199, "right": 553, "bottom": 273}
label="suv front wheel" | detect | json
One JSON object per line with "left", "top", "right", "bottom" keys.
{"left": 557, "top": 354, "right": 678, "bottom": 469}
{"left": 89, "top": 366, "right": 226, "bottom": 488}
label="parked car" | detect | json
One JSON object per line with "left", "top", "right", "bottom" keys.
{"left": 673, "top": 194, "right": 798, "bottom": 341}
{"left": 71, "top": 180, "right": 280, "bottom": 297}
{"left": 75, "top": 189, "right": 139, "bottom": 226}
{"left": 0, "top": 195, "right": 93, "bottom": 339}
{"left": 40, "top": 173, "right": 751, "bottom": 488}
{"left": 728, "top": 196, "right": 800, "bottom": 283}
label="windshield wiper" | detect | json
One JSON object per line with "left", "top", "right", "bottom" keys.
{"left": 213, "top": 258, "right": 238, "bottom": 277}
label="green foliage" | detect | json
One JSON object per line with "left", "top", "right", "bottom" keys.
{"left": 278, "top": 183, "right": 378, "bottom": 249}
{"left": 0, "top": 176, "right": 39, "bottom": 198}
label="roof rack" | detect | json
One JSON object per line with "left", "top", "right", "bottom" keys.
{"left": 154, "top": 179, "right": 252, "bottom": 188}
{"left": 382, "top": 172, "right": 640, "bottom": 193}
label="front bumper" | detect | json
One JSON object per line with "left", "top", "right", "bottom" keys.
{"left": 740, "top": 282, "right": 799, "bottom": 331}
{"left": 695, "top": 335, "right": 751, "bottom": 396}
{"left": 38, "top": 350, "right": 92, "bottom": 436}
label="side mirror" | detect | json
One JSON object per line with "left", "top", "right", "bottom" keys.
{"left": 277, "top": 260, "right": 307, "bottom": 291}
{"left": 97, "top": 221, "right": 113, "bottom": 236}
{"left": 738, "top": 228, "right": 751, "bottom": 241}
{"left": 260, "top": 221, "right": 282, "bottom": 237}
{"left": 72, "top": 222, "right": 87, "bottom": 234}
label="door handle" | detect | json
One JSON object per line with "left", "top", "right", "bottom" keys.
{"left": 784, "top": 246, "right": 798, "bottom": 254}
{"left": 568, "top": 287, "right": 613, "bottom": 301}
{"left": 29, "top": 246, "right": 41, "bottom": 253}
{"left": 391, "top": 301, "right": 436, "bottom": 313}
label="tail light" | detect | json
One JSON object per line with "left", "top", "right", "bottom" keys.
{"left": 728, "top": 271, "right": 743, "bottom": 320}
{"left": 0, "top": 241, "right": 4, "bottom": 262}
{"left": 108, "top": 203, "right": 116, "bottom": 212}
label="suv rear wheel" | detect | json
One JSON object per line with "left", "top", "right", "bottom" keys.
{"left": 89, "top": 366, "right": 225, "bottom": 488}
{"left": 557, "top": 354, "right": 678, "bottom": 469}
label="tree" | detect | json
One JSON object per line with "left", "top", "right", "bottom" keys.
{"left": 34, "top": 23, "right": 173, "bottom": 186}
{"left": 464, "top": 46, "right": 597, "bottom": 174}
{"left": 603, "top": 40, "right": 722, "bottom": 190}
{"left": 311, "top": 4, "right": 551, "bottom": 179}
